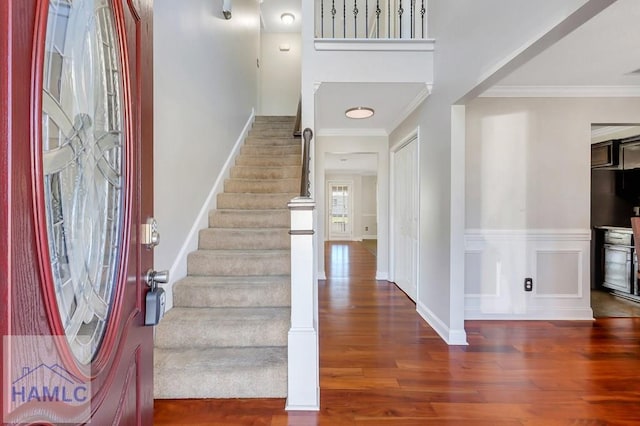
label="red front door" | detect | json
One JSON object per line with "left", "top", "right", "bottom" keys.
{"left": 0, "top": 0, "right": 154, "bottom": 424}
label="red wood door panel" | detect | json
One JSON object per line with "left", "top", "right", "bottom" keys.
{"left": 0, "top": 0, "right": 154, "bottom": 424}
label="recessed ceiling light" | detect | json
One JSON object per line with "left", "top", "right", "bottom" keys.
{"left": 345, "top": 107, "right": 374, "bottom": 119}
{"left": 281, "top": 13, "right": 295, "bottom": 25}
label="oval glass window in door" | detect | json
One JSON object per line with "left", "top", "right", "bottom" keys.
{"left": 40, "top": 0, "right": 126, "bottom": 365}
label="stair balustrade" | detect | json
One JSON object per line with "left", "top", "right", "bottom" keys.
{"left": 316, "top": 0, "right": 427, "bottom": 39}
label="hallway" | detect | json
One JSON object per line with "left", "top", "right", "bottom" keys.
{"left": 154, "top": 241, "right": 640, "bottom": 425}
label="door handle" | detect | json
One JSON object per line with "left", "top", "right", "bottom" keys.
{"left": 144, "top": 269, "right": 169, "bottom": 287}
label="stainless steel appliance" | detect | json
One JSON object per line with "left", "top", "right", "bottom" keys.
{"left": 602, "top": 228, "right": 638, "bottom": 297}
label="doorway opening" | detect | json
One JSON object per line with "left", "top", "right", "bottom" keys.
{"left": 590, "top": 123, "right": 640, "bottom": 317}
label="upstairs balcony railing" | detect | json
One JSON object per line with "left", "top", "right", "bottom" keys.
{"left": 316, "top": 0, "right": 427, "bottom": 39}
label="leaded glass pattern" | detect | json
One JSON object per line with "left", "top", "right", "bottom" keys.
{"left": 41, "top": 0, "right": 125, "bottom": 365}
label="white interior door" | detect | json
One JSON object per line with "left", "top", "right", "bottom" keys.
{"left": 328, "top": 182, "right": 353, "bottom": 240}
{"left": 392, "top": 137, "right": 419, "bottom": 301}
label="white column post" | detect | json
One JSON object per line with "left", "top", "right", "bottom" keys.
{"left": 285, "top": 197, "right": 319, "bottom": 411}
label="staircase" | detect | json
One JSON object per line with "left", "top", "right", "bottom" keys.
{"left": 154, "top": 116, "right": 300, "bottom": 398}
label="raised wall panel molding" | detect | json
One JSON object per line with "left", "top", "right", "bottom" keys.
{"left": 463, "top": 228, "right": 592, "bottom": 320}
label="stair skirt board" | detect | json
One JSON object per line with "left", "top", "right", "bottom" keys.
{"left": 154, "top": 115, "right": 299, "bottom": 399}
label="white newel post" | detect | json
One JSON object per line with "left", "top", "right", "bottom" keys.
{"left": 286, "top": 197, "right": 319, "bottom": 411}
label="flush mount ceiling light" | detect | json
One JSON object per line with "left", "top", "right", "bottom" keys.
{"left": 345, "top": 107, "right": 374, "bottom": 119}
{"left": 281, "top": 13, "right": 295, "bottom": 25}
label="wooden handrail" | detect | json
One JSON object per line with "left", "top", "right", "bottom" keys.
{"left": 293, "top": 98, "right": 302, "bottom": 138}
{"left": 300, "top": 128, "right": 313, "bottom": 197}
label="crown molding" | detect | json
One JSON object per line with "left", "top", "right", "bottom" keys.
{"left": 480, "top": 85, "right": 640, "bottom": 98}
{"left": 388, "top": 84, "right": 431, "bottom": 132}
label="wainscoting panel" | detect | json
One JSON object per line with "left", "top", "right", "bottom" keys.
{"left": 464, "top": 229, "right": 593, "bottom": 320}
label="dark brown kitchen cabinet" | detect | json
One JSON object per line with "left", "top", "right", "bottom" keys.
{"left": 591, "top": 140, "right": 620, "bottom": 169}
{"left": 621, "top": 136, "right": 640, "bottom": 170}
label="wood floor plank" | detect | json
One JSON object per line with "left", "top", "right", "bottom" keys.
{"left": 154, "top": 241, "right": 640, "bottom": 425}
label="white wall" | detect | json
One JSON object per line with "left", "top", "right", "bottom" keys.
{"left": 464, "top": 97, "right": 640, "bottom": 319}
{"left": 259, "top": 33, "right": 301, "bottom": 116}
{"left": 154, "top": 0, "right": 259, "bottom": 301}
{"left": 388, "top": 0, "right": 610, "bottom": 344}
{"left": 316, "top": 136, "right": 389, "bottom": 280}
{"left": 361, "top": 175, "right": 378, "bottom": 238}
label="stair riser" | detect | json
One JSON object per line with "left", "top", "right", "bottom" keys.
{"left": 236, "top": 156, "right": 300, "bottom": 167}
{"left": 230, "top": 166, "right": 300, "bottom": 179}
{"left": 154, "top": 364, "right": 286, "bottom": 399}
{"left": 248, "top": 129, "right": 293, "bottom": 138}
{"left": 252, "top": 122, "right": 296, "bottom": 130}
{"left": 254, "top": 115, "right": 294, "bottom": 123}
{"left": 240, "top": 145, "right": 300, "bottom": 156}
{"left": 156, "top": 319, "right": 289, "bottom": 349}
{"left": 217, "top": 193, "right": 295, "bottom": 210}
{"left": 188, "top": 252, "right": 290, "bottom": 276}
{"left": 224, "top": 179, "right": 299, "bottom": 194}
{"left": 174, "top": 283, "right": 290, "bottom": 308}
{"left": 209, "top": 211, "right": 290, "bottom": 228}
{"left": 199, "top": 229, "right": 290, "bottom": 250}
{"left": 244, "top": 138, "right": 300, "bottom": 146}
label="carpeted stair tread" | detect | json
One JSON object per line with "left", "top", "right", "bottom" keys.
{"left": 254, "top": 115, "right": 295, "bottom": 122}
{"left": 224, "top": 178, "right": 299, "bottom": 194}
{"left": 217, "top": 192, "right": 297, "bottom": 210}
{"left": 154, "top": 347, "right": 287, "bottom": 398}
{"left": 208, "top": 209, "right": 290, "bottom": 228}
{"left": 155, "top": 307, "right": 290, "bottom": 348}
{"left": 173, "top": 275, "right": 290, "bottom": 308}
{"left": 235, "top": 155, "right": 300, "bottom": 167}
{"left": 240, "top": 145, "right": 300, "bottom": 156}
{"left": 199, "top": 227, "right": 289, "bottom": 250}
{"left": 187, "top": 249, "right": 290, "bottom": 276}
{"left": 230, "top": 165, "right": 300, "bottom": 179}
{"left": 244, "top": 137, "right": 300, "bottom": 146}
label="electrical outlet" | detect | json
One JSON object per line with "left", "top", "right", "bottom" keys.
{"left": 524, "top": 278, "right": 533, "bottom": 292}
{"left": 365, "top": 226, "right": 368, "bottom": 231}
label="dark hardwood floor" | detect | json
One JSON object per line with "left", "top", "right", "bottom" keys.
{"left": 154, "top": 241, "right": 640, "bottom": 425}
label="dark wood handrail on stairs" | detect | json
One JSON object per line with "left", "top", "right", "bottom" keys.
{"left": 300, "top": 128, "right": 313, "bottom": 198}
{"left": 293, "top": 98, "right": 302, "bottom": 138}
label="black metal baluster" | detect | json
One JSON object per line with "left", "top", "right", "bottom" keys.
{"left": 411, "top": 0, "right": 415, "bottom": 39}
{"left": 375, "top": 0, "right": 381, "bottom": 38}
{"left": 331, "top": 0, "right": 336, "bottom": 38}
{"left": 343, "top": 0, "right": 346, "bottom": 38}
{"left": 398, "top": 0, "right": 403, "bottom": 38}
{"left": 354, "top": 1, "right": 359, "bottom": 38}
{"left": 387, "top": 0, "right": 390, "bottom": 38}
{"left": 365, "top": 0, "right": 369, "bottom": 38}
{"left": 321, "top": 0, "right": 324, "bottom": 38}
{"left": 420, "top": 0, "right": 426, "bottom": 38}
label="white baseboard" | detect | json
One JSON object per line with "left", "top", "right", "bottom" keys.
{"left": 163, "top": 110, "right": 255, "bottom": 311}
{"left": 375, "top": 271, "right": 389, "bottom": 280}
{"left": 362, "top": 235, "right": 378, "bottom": 240}
{"left": 417, "top": 300, "right": 468, "bottom": 346}
{"left": 465, "top": 307, "right": 594, "bottom": 320}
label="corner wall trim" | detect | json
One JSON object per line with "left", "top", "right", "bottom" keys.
{"left": 163, "top": 110, "right": 255, "bottom": 311}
